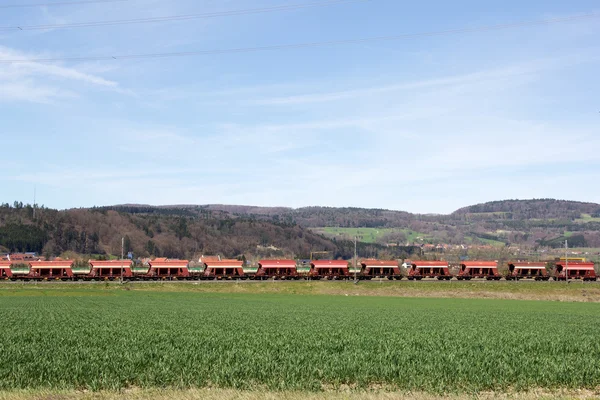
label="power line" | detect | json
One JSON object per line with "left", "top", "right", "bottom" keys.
{"left": 0, "top": 12, "right": 598, "bottom": 64}
{"left": 1, "top": 0, "right": 366, "bottom": 31}
{"left": 0, "top": 0, "right": 128, "bottom": 9}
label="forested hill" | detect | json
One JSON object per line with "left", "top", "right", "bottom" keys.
{"left": 167, "top": 204, "right": 415, "bottom": 228}
{"left": 1, "top": 199, "right": 600, "bottom": 259}
{"left": 188, "top": 200, "right": 600, "bottom": 226}
{"left": 152, "top": 199, "right": 600, "bottom": 248}
{"left": 0, "top": 203, "right": 402, "bottom": 260}
{"left": 453, "top": 199, "right": 600, "bottom": 220}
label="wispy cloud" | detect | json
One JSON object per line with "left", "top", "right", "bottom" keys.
{"left": 0, "top": 46, "right": 124, "bottom": 103}
{"left": 0, "top": 80, "right": 77, "bottom": 103}
{"left": 249, "top": 54, "right": 594, "bottom": 106}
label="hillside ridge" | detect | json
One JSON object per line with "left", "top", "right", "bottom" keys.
{"left": 115, "top": 198, "right": 600, "bottom": 219}
{"left": 1, "top": 199, "right": 599, "bottom": 259}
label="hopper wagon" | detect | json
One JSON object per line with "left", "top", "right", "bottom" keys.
{"left": 27, "top": 261, "right": 74, "bottom": 281}
{"left": 506, "top": 262, "right": 550, "bottom": 281}
{"left": 553, "top": 262, "right": 597, "bottom": 281}
{"left": 0, "top": 261, "right": 13, "bottom": 280}
{"left": 144, "top": 259, "right": 190, "bottom": 280}
{"left": 254, "top": 259, "right": 299, "bottom": 280}
{"left": 203, "top": 259, "right": 246, "bottom": 280}
{"left": 308, "top": 260, "right": 350, "bottom": 280}
{"left": 457, "top": 261, "right": 501, "bottom": 280}
{"left": 408, "top": 261, "right": 452, "bottom": 280}
{"left": 86, "top": 260, "right": 133, "bottom": 281}
{"left": 360, "top": 259, "right": 403, "bottom": 280}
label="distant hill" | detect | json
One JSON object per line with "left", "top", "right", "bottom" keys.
{"left": 163, "top": 199, "right": 600, "bottom": 249}
{"left": 453, "top": 199, "right": 600, "bottom": 220}
{"left": 0, "top": 203, "right": 409, "bottom": 261}
{"left": 1, "top": 199, "right": 599, "bottom": 260}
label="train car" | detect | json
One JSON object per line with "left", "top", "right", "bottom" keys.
{"left": 0, "top": 261, "right": 12, "bottom": 280}
{"left": 86, "top": 260, "right": 133, "bottom": 281}
{"left": 203, "top": 259, "right": 246, "bottom": 280}
{"left": 254, "top": 259, "right": 299, "bottom": 280}
{"left": 308, "top": 260, "right": 350, "bottom": 280}
{"left": 457, "top": 261, "right": 501, "bottom": 280}
{"left": 506, "top": 262, "right": 550, "bottom": 281}
{"left": 28, "top": 260, "right": 74, "bottom": 281}
{"left": 360, "top": 259, "right": 403, "bottom": 280}
{"left": 408, "top": 261, "right": 452, "bottom": 280}
{"left": 553, "top": 262, "right": 597, "bottom": 281}
{"left": 144, "top": 259, "right": 190, "bottom": 280}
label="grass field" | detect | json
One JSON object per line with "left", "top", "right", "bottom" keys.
{"left": 310, "top": 227, "right": 428, "bottom": 244}
{"left": 576, "top": 214, "right": 600, "bottom": 223}
{"left": 1, "top": 283, "right": 599, "bottom": 396}
{"left": 464, "top": 236, "right": 506, "bottom": 247}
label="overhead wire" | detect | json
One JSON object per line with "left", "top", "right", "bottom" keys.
{"left": 0, "top": 0, "right": 128, "bottom": 9}
{"left": 0, "top": 12, "right": 598, "bottom": 64}
{"left": 0, "top": 0, "right": 367, "bottom": 31}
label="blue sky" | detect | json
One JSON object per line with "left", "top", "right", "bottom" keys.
{"left": 1, "top": 0, "right": 599, "bottom": 214}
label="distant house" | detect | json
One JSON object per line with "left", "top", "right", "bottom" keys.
{"left": 3, "top": 253, "right": 40, "bottom": 262}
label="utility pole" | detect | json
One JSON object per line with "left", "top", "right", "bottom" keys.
{"left": 565, "top": 240, "right": 568, "bottom": 283}
{"left": 354, "top": 236, "right": 358, "bottom": 282}
{"left": 120, "top": 237, "right": 124, "bottom": 284}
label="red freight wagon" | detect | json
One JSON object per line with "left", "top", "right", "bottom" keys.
{"left": 408, "top": 261, "right": 452, "bottom": 280}
{"left": 360, "top": 259, "right": 403, "bottom": 280}
{"left": 146, "top": 260, "right": 190, "bottom": 280}
{"left": 0, "top": 261, "right": 12, "bottom": 280}
{"left": 87, "top": 260, "right": 133, "bottom": 280}
{"left": 553, "top": 262, "right": 597, "bottom": 281}
{"left": 309, "top": 260, "right": 350, "bottom": 280}
{"left": 203, "top": 259, "right": 245, "bottom": 280}
{"left": 29, "top": 260, "right": 74, "bottom": 281}
{"left": 506, "top": 262, "right": 550, "bottom": 281}
{"left": 255, "top": 259, "right": 299, "bottom": 280}
{"left": 457, "top": 261, "right": 501, "bottom": 280}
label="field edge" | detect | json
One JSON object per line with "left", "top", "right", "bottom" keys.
{"left": 1, "top": 388, "right": 600, "bottom": 400}
{"left": 2, "top": 281, "right": 600, "bottom": 302}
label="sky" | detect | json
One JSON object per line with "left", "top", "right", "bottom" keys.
{"left": 1, "top": 0, "right": 599, "bottom": 214}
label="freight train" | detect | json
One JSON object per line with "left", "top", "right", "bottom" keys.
{"left": 0, "top": 259, "right": 597, "bottom": 282}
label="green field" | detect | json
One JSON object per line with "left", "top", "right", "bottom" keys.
{"left": 576, "top": 213, "right": 600, "bottom": 223}
{"left": 1, "top": 285, "right": 599, "bottom": 395}
{"left": 464, "top": 235, "right": 506, "bottom": 247}
{"left": 311, "top": 227, "right": 427, "bottom": 244}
